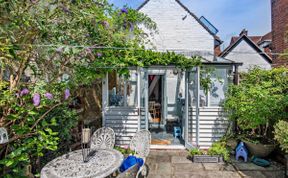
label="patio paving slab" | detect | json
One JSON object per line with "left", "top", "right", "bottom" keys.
{"left": 171, "top": 155, "right": 193, "bottom": 164}
{"left": 146, "top": 150, "right": 285, "bottom": 178}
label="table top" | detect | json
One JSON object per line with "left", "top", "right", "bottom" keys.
{"left": 41, "top": 149, "right": 124, "bottom": 178}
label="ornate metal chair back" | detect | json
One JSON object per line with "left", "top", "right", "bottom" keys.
{"left": 90, "top": 127, "right": 115, "bottom": 150}
{"left": 130, "top": 130, "right": 151, "bottom": 159}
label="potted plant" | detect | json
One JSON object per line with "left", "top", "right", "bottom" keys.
{"left": 242, "top": 136, "right": 275, "bottom": 158}
{"left": 224, "top": 68, "right": 288, "bottom": 157}
{"left": 274, "top": 120, "right": 288, "bottom": 177}
{"left": 189, "top": 142, "right": 230, "bottom": 163}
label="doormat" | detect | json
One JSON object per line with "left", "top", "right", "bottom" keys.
{"left": 151, "top": 139, "right": 171, "bottom": 145}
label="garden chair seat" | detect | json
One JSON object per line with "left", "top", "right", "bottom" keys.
{"left": 116, "top": 163, "right": 140, "bottom": 178}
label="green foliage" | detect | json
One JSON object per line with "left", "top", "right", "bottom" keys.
{"left": 189, "top": 147, "right": 204, "bottom": 156}
{"left": 114, "top": 146, "right": 134, "bottom": 155}
{"left": 274, "top": 120, "right": 288, "bottom": 153}
{"left": 189, "top": 142, "right": 230, "bottom": 162}
{"left": 224, "top": 67, "right": 288, "bottom": 137}
{"left": 0, "top": 0, "right": 202, "bottom": 177}
{"left": 207, "top": 142, "right": 230, "bottom": 161}
{"left": 0, "top": 81, "right": 78, "bottom": 177}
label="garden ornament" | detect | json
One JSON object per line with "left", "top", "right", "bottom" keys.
{"left": 236, "top": 142, "right": 248, "bottom": 162}
{"left": 81, "top": 128, "right": 91, "bottom": 163}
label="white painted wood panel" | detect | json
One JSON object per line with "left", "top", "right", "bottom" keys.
{"left": 139, "top": 0, "right": 214, "bottom": 60}
{"left": 225, "top": 39, "right": 271, "bottom": 72}
{"left": 104, "top": 107, "right": 139, "bottom": 146}
{"left": 188, "top": 107, "right": 229, "bottom": 149}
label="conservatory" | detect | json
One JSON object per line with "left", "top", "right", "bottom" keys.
{"left": 102, "top": 58, "right": 242, "bottom": 149}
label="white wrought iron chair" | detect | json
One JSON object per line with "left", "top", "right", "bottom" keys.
{"left": 129, "top": 130, "right": 151, "bottom": 178}
{"left": 90, "top": 127, "right": 115, "bottom": 150}
{"left": 116, "top": 163, "right": 140, "bottom": 178}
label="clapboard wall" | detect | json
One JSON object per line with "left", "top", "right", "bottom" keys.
{"left": 104, "top": 108, "right": 140, "bottom": 146}
{"left": 188, "top": 107, "right": 229, "bottom": 149}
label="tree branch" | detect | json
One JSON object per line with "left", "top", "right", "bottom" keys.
{"left": 31, "top": 102, "right": 63, "bottom": 130}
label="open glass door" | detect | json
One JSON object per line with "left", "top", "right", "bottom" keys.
{"left": 140, "top": 68, "right": 148, "bottom": 130}
{"left": 185, "top": 68, "right": 199, "bottom": 149}
{"left": 162, "top": 73, "right": 167, "bottom": 124}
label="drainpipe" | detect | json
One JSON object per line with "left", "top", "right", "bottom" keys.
{"left": 196, "top": 67, "right": 200, "bottom": 147}
{"left": 234, "top": 65, "right": 240, "bottom": 85}
{"left": 233, "top": 65, "right": 240, "bottom": 133}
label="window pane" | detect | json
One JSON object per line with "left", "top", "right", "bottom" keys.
{"left": 209, "top": 68, "right": 228, "bottom": 106}
{"left": 108, "top": 70, "right": 137, "bottom": 107}
{"left": 188, "top": 71, "right": 199, "bottom": 107}
{"left": 126, "top": 71, "right": 138, "bottom": 106}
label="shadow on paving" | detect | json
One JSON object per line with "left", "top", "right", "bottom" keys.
{"left": 145, "top": 150, "right": 285, "bottom": 178}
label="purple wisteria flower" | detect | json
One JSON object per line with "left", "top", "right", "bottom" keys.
{"left": 33, "top": 93, "right": 41, "bottom": 107}
{"left": 97, "top": 52, "right": 102, "bottom": 57}
{"left": 44, "top": 92, "right": 53, "bottom": 100}
{"left": 64, "top": 89, "right": 70, "bottom": 100}
{"left": 20, "top": 88, "right": 29, "bottom": 96}
{"left": 120, "top": 7, "right": 128, "bottom": 14}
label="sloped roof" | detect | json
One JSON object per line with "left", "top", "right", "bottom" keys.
{"left": 258, "top": 32, "right": 272, "bottom": 44}
{"left": 137, "top": 0, "right": 218, "bottom": 38}
{"left": 220, "top": 34, "right": 272, "bottom": 63}
{"left": 230, "top": 36, "right": 262, "bottom": 46}
{"left": 230, "top": 32, "right": 272, "bottom": 46}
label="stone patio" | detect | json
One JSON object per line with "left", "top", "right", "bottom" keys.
{"left": 146, "top": 150, "right": 285, "bottom": 178}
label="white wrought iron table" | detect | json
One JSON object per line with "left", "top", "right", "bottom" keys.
{"left": 41, "top": 149, "right": 124, "bottom": 178}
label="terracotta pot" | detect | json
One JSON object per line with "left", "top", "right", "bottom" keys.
{"left": 244, "top": 140, "right": 275, "bottom": 157}
{"left": 226, "top": 139, "right": 238, "bottom": 150}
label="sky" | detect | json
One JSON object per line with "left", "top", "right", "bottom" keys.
{"left": 109, "top": 0, "right": 271, "bottom": 48}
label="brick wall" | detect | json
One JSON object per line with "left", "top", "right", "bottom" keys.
{"left": 271, "top": 0, "right": 288, "bottom": 66}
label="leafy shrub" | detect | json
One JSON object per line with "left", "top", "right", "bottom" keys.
{"left": 114, "top": 146, "right": 134, "bottom": 155}
{"left": 0, "top": 81, "right": 78, "bottom": 177}
{"left": 207, "top": 142, "right": 230, "bottom": 161}
{"left": 224, "top": 67, "right": 288, "bottom": 138}
{"left": 189, "top": 147, "right": 204, "bottom": 157}
{"left": 274, "top": 120, "right": 288, "bottom": 153}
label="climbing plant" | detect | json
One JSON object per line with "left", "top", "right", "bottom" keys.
{"left": 0, "top": 0, "right": 202, "bottom": 177}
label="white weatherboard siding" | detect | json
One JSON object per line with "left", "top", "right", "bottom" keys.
{"left": 104, "top": 108, "right": 139, "bottom": 145}
{"left": 188, "top": 107, "right": 228, "bottom": 149}
{"left": 139, "top": 0, "right": 214, "bottom": 60}
{"left": 225, "top": 40, "right": 271, "bottom": 72}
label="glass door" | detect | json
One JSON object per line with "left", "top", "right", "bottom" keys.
{"left": 140, "top": 68, "right": 148, "bottom": 130}
{"left": 185, "top": 68, "right": 199, "bottom": 149}
{"left": 162, "top": 73, "right": 167, "bottom": 125}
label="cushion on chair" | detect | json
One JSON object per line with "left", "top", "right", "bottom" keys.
{"left": 119, "top": 155, "right": 144, "bottom": 173}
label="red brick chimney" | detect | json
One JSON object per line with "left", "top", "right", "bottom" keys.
{"left": 271, "top": 0, "right": 288, "bottom": 67}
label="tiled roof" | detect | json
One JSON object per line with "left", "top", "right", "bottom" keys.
{"left": 220, "top": 32, "right": 272, "bottom": 63}
{"left": 258, "top": 32, "right": 272, "bottom": 44}
{"left": 230, "top": 36, "right": 262, "bottom": 46}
